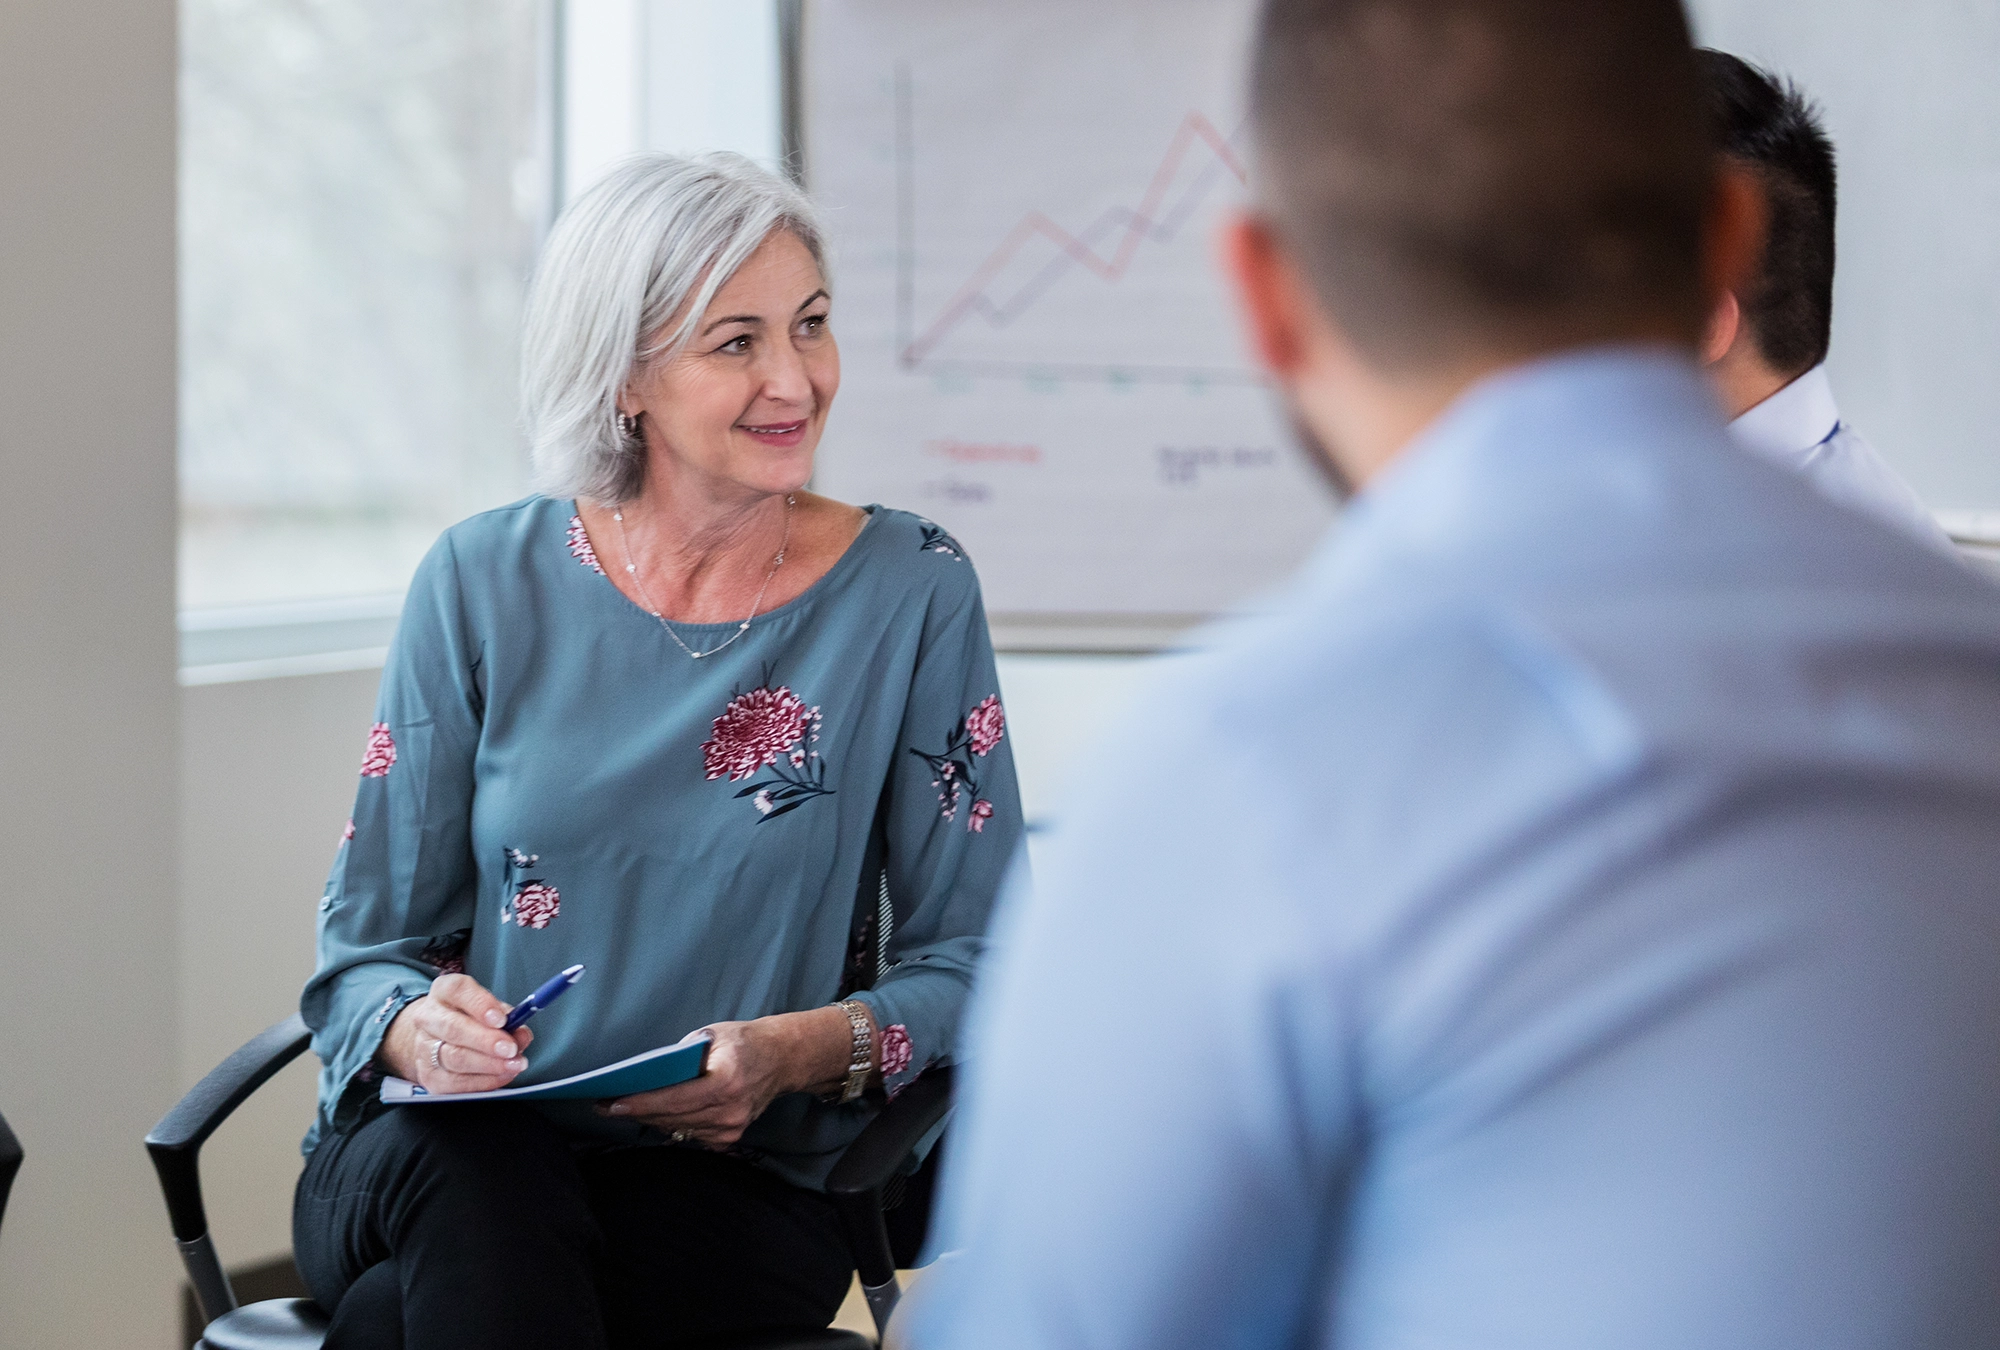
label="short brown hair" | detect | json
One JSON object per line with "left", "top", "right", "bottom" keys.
{"left": 1251, "top": 0, "right": 1712, "bottom": 370}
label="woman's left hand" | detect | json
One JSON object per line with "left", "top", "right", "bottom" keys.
{"left": 597, "top": 1005, "right": 859, "bottom": 1148}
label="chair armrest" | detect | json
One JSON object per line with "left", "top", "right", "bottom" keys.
{"left": 145, "top": 1013, "right": 312, "bottom": 1243}
{"left": 825, "top": 1065, "right": 954, "bottom": 1295}
{"left": 0, "top": 1108, "right": 21, "bottom": 1235}
{"left": 826, "top": 1065, "right": 954, "bottom": 1201}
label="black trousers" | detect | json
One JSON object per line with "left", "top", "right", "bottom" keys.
{"left": 293, "top": 1103, "right": 855, "bottom": 1350}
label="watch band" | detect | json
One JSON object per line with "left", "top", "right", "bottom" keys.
{"left": 829, "top": 999, "right": 874, "bottom": 1104}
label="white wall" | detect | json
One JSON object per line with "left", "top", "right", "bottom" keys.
{"left": 0, "top": 1, "right": 182, "bottom": 1344}
{"left": 1688, "top": 0, "right": 2000, "bottom": 510}
{"left": 564, "top": 0, "right": 646, "bottom": 202}
{"left": 565, "top": 0, "right": 783, "bottom": 204}
{"left": 642, "top": 0, "right": 782, "bottom": 170}
{"left": 178, "top": 671, "right": 381, "bottom": 1267}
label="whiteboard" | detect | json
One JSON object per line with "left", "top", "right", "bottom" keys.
{"left": 801, "top": 0, "right": 1334, "bottom": 648}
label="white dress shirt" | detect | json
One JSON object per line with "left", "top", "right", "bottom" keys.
{"left": 912, "top": 348, "right": 2000, "bottom": 1350}
{"left": 1730, "top": 363, "right": 1954, "bottom": 549}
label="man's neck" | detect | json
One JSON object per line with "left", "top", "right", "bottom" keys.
{"left": 1291, "top": 363, "right": 1478, "bottom": 496}
{"left": 1708, "top": 344, "right": 1798, "bottom": 421}
{"left": 1299, "top": 329, "right": 1700, "bottom": 496}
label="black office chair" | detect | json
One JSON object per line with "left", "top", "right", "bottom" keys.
{"left": 147, "top": 1014, "right": 953, "bottom": 1350}
{"left": 0, "top": 1107, "right": 22, "bottom": 1238}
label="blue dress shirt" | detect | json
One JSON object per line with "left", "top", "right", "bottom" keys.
{"left": 912, "top": 348, "right": 2000, "bottom": 1349}
{"left": 1729, "top": 362, "right": 1954, "bottom": 552}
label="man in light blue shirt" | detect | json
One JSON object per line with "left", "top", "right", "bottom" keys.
{"left": 909, "top": 1, "right": 2000, "bottom": 1347}
{"left": 1695, "top": 50, "right": 1953, "bottom": 551}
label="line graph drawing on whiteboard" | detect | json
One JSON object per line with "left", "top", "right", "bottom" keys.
{"left": 891, "top": 64, "right": 1264, "bottom": 386}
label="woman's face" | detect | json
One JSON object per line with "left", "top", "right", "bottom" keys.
{"left": 621, "top": 229, "right": 839, "bottom": 503}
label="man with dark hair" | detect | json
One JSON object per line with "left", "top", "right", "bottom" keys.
{"left": 1698, "top": 49, "right": 1950, "bottom": 547}
{"left": 907, "top": 2, "right": 2000, "bottom": 1347}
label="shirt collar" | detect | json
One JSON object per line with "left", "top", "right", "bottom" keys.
{"left": 1728, "top": 363, "right": 1841, "bottom": 461}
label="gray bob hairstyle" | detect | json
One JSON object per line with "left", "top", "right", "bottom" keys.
{"left": 521, "top": 152, "right": 828, "bottom": 504}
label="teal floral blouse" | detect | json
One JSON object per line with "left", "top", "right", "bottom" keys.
{"left": 300, "top": 497, "right": 1023, "bottom": 1190}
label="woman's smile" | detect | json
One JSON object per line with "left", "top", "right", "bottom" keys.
{"left": 738, "top": 417, "right": 811, "bottom": 448}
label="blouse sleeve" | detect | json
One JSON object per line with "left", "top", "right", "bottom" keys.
{"left": 299, "top": 533, "right": 484, "bottom": 1135}
{"left": 851, "top": 558, "right": 1024, "bottom": 1095}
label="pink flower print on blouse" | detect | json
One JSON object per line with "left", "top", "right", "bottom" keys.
{"left": 911, "top": 694, "right": 1006, "bottom": 833}
{"left": 879, "top": 1023, "right": 914, "bottom": 1077}
{"left": 499, "top": 847, "right": 561, "bottom": 929}
{"left": 707, "top": 671, "right": 837, "bottom": 822}
{"left": 419, "top": 928, "right": 471, "bottom": 975}
{"left": 965, "top": 695, "right": 1005, "bottom": 756}
{"left": 341, "top": 819, "right": 355, "bottom": 843}
{"left": 566, "top": 515, "right": 605, "bottom": 575}
{"left": 360, "top": 723, "right": 397, "bottom": 777}
{"left": 511, "top": 882, "right": 561, "bottom": 930}
{"left": 703, "top": 684, "right": 813, "bottom": 781}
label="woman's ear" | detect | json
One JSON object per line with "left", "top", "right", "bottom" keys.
{"left": 1701, "top": 287, "right": 1742, "bottom": 367}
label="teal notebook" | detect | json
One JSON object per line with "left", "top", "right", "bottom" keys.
{"left": 379, "top": 1032, "right": 711, "bottom": 1104}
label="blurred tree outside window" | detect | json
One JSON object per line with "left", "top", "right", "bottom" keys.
{"left": 180, "top": 0, "right": 553, "bottom": 612}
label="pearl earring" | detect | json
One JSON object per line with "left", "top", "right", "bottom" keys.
{"left": 616, "top": 412, "right": 640, "bottom": 438}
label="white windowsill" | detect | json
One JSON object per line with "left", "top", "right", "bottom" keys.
{"left": 1939, "top": 509, "right": 2000, "bottom": 545}
{"left": 178, "top": 593, "right": 402, "bottom": 686}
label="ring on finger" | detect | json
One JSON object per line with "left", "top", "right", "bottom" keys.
{"left": 429, "top": 1036, "right": 445, "bottom": 1072}
{"left": 669, "top": 1129, "right": 692, "bottom": 1144}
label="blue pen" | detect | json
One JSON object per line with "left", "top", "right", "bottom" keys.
{"left": 502, "top": 964, "right": 585, "bottom": 1033}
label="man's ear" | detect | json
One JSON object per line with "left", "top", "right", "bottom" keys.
{"left": 1704, "top": 162, "right": 1765, "bottom": 329}
{"left": 1701, "top": 288, "right": 1742, "bottom": 367}
{"left": 1218, "top": 212, "right": 1311, "bottom": 376}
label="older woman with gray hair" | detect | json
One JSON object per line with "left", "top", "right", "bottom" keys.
{"left": 293, "top": 153, "right": 1021, "bottom": 1348}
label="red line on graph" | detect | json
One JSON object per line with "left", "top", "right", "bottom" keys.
{"left": 901, "top": 112, "right": 1247, "bottom": 366}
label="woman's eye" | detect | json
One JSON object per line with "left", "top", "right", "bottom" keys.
{"left": 799, "top": 314, "right": 829, "bottom": 336}
{"left": 719, "top": 335, "right": 752, "bottom": 354}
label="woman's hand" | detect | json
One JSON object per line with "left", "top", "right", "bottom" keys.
{"left": 378, "top": 973, "right": 534, "bottom": 1094}
{"left": 597, "top": 1005, "right": 863, "bottom": 1148}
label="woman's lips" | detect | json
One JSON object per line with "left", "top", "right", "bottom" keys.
{"left": 739, "top": 419, "right": 809, "bottom": 448}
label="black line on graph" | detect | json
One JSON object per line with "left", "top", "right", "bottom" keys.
{"left": 895, "top": 62, "right": 915, "bottom": 358}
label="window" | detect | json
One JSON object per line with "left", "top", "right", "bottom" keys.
{"left": 178, "top": 1, "right": 785, "bottom": 679}
{"left": 179, "top": 0, "right": 555, "bottom": 619}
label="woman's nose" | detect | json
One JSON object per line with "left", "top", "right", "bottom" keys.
{"left": 754, "top": 340, "right": 815, "bottom": 407}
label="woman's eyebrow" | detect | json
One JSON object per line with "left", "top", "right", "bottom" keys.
{"left": 700, "top": 291, "right": 828, "bottom": 337}
{"left": 701, "top": 313, "right": 763, "bottom": 337}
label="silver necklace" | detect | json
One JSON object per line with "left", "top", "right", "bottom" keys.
{"left": 612, "top": 494, "right": 794, "bottom": 660}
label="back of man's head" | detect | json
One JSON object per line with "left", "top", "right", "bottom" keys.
{"left": 1695, "top": 49, "right": 1837, "bottom": 378}
{"left": 1250, "top": 0, "right": 1711, "bottom": 374}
